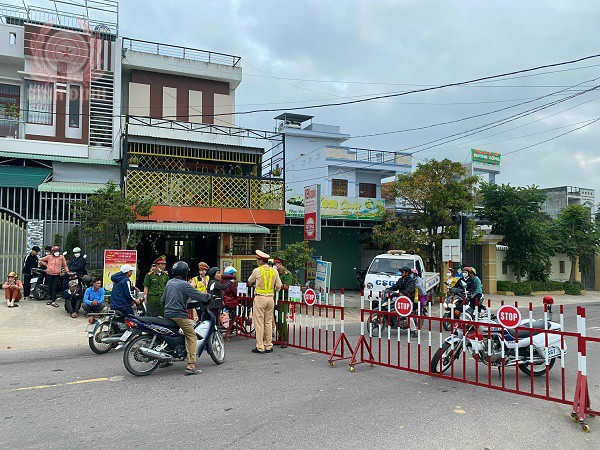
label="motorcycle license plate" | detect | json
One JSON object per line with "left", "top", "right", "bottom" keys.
{"left": 30, "top": 277, "right": 38, "bottom": 283}
{"left": 85, "top": 324, "right": 96, "bottom": 333}
{"left": 547, "top": 347, "right": 560, "bottom": 358}
{"left": 119, "top": 330, "right": 132, "bottom": 342}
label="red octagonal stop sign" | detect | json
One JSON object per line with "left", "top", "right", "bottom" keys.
{"left": 394, "top": 296, "right": 413, "bottom": 317}
{"left": 496, "top": 304, "right": 522, "bottom": 328}
{"left": 304, "top": 288, "right": 316, "bottom": 306}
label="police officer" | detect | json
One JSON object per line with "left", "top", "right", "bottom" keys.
{"left": 248, "top": 250, "right": 282, "bottom": 354}
{"left": 143, "top": 255, "right": 169, "bottom": 316}
{"left": 273, "top": 257, "right": 293, "bottom": 348}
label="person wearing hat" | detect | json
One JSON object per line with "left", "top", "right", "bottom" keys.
{"left": 190, "top": 262, "right": 210, "bottom": 292}
{"left": 143, "top": 256, "right": 169, "bottom": 316}
{"left": 82, "top": 278, "right": 106, "bottom": 316}
{"left": 63, "top": 279, "right": 84, "bottom": 318}
{"left": 273, "top": 257, "right": 293, "bottom": 347}
{"left": 3, "top": 272, "right": 23, "bottom": 308}
{"left": 21, "top": 245, "right": 40, "bottom": 299}
{"left": 110, "top": 264, "right": 139, "bottom": 316}
{"left": 248, "top": 250, "right": 282, "bottom": 354}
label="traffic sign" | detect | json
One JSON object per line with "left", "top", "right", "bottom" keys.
{"left": 304, "top": 288, "right": 317, "bottom": 306}
{"left": 394, "top": 296, "right": 413, "bottom": 317}
{"left": 496, "top": 304, "right": 522, "bottom": 328}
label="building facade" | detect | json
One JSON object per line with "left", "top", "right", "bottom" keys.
{"left": 0, "top": 1, "right": 285, "bottom": 281}
{"left": 276, "top": 113, "right": 412, "bottom": 288}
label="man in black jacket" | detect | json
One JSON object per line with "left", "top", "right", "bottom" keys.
{"left": 22, "top": 246, "right": 40, "bottom": 299}
{"left": 384, "top": 266, "right": 415, "bottom": 299}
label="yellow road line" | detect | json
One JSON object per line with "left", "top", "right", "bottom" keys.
{"left": 7, "top": 377, "right": 110, "bottom": 392}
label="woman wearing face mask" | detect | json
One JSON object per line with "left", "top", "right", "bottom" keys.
{"left": 206, "top": 267, "right": 225, "bottom": 326}
{"left": 39, "top": 246, "right": 70, "bottom": 307}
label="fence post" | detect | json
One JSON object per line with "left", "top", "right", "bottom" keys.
{"left": 572, "top": 306, "right": 591, "bottom": 430}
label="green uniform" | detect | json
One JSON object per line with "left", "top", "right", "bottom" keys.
{"left": 276, "top": 269, "right": 294, "bottom": 342}
{"left": 144, "top": 271, "right": 169, "bottom": 316}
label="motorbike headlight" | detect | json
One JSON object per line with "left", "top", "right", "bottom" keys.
{"left": 366, "top": 282, "right": 373, "bottom": 290}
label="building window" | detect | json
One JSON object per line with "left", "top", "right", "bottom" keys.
{"left": 332, "top": 179, "right": 348, "bottom": 196}
{"left": 359, "top": 183, "right": 377, "bottom": 198}
{"left": 9, "top": 32, "right": 16, "bottom": 45}
{"left": 68, "top": 85, "right": 80, "bottom": 128}
{"left": 502, "top": 260, "right": 508, "bottom": 275}
{"left": 559, "top": 261, "right": 565, "bottom": 274}
{"left": 0, "top": 83, "right": 20, "bottom": 137}
{"left": 25, "top": 81, "right": 53, "bottom": 125}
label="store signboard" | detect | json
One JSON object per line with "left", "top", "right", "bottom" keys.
{"left": 103, "top": 250, "right": 137, "bottom": 292}
{"left": 471, "top": 148, "right": 501, "bottom": 166}
{"left": 287, "top": 194, "right": 386, "bottom": 220}
{"left": 304, "top": 184, "right": 321, "bottom": 241}
{"left": 315, "top": 260, "right": 332, "bottom": 294}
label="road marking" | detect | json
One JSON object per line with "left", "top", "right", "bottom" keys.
{"left": 9, "top": 383, "right": 63, "bottom": 392}
{"left": 454, "top": 409, "right": 466, "bottom": 414}
{"left": 66, "top": 378, "right": 109, "bottom": 385}
{"left": 301, "top": 351, "right": 317, "bottom": 355}
{"left": 7, "top": 377, "right": 111, "bottom": 392}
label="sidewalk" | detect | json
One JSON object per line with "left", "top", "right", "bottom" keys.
{"left": 1, "top": 291, "right": 599, "bottom": 352}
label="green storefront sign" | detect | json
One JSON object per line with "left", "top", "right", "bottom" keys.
{"left": 286, "top": 195, "right": 386, "bottom": 220}
{"left": 471, "top": 148, "right": 501, "bottom": 166}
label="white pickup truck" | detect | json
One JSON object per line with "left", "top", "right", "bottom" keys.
{"left": 363, "top": 251, "right": 440, "bottom": 300}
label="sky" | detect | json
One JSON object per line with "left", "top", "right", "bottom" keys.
{"left": 117, "top": 0, "right": 600, "bottom": 196}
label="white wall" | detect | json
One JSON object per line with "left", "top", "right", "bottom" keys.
{"left": 128, "top": 82, "right": 150, "bottom": 116}
{"left": 162, "top": 86, "right": 177, "bottom": 118}
{"left": 213, "top": 92, "right": 233, "bottom": 126}
{"left": 0, "top": 24, "right": 24, "bottom": 59}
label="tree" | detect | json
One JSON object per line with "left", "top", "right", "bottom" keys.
{"left": 480, "top": 183, "right": 554, "bottom": 282}
{"left": 64, "top": 225, "right": 82, "bottom": 254}
{"left": 553, "top": 205, "right": 600, "bottom": 282}
{"left": 373, "top": 159, "right": 479, "bottom": 272}
{"left": 71, "top": 181, "right": 154, "bottom": 250}
{"left": 273, "top": 241, "right": 314, "bottom": 285}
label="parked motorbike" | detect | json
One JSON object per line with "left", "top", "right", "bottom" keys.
{"left": 31, "top": 267, "right": 50, "bottom": 300}
{"left": 121, "top": 296, "right": 225, "bottom": 376}
{"left": 366, "top": 292, "right": 428, "bottom": 337}
{"left": 86, "top": 302, "right": 146, "bottom": 354}
{"left": 354, "top": 267, "right": 367, "bottom": 290}
{"left": 431, "top": 308, "right": 566, "bottom": 377}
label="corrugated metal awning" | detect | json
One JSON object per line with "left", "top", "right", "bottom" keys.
{"left": 128, "top": 222, "right": 270, "bottom": 234}
{"left": 0, "top": 151, "right": 118, "bottom": 165}
{"left": 37, "top": 181, "right": 118, "bottom": 194}
{"left": 0, "top": 166, "right": 51, "bottom": 188}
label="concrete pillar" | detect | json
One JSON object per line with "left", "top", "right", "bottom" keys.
{"left": 480, "top": 235, "right": 503, "bottom": 295}
{"left": 574, "top": 256, "right": 582, "bottom": 283}
{"left": 595, "top": 254, "right": 600, "bottom": 291}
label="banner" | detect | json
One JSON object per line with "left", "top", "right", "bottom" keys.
{"left": 287, "top": 194, "right": 385, "bottom": 220}
{"left": 471, "top": 148, "right": 501, "bottom": 166}
{"left": 315, "top": 260, "right": 332, "bottom": 293}
{"left": 103, "top": 250, "right": 137, "bottom": 292}
{"left": 304, "top": 184, "right": 321, "bottom": 241}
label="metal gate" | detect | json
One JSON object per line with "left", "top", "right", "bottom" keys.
{"left": 0, "top": 208, "right": 27, "bottom": 276}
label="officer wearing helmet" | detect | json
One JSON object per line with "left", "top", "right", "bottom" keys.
{"left": 162, "top": 261, "right": 208, "bottom": 375}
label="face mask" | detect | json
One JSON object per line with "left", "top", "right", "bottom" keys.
{"left": 462, "top": 273, "right": 468, "bottom": 278}
{"left": 74, "top": 253, "right": 81, "bottom": 258}
{"left": 446, "top": 272, "right": 451, "bottom": 277}
{"left": 54, "top": 252, "right": 60, "bottom": 257}
{"left": 45, "top": 251, "right": 50, "bottom": 256}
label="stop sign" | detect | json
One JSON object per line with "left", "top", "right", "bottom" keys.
{"left": 304, "top": 288, "right": 317, "bottom": 306}
{"left": 496, "top": 304, "right": 522, "bottom": 328}
{"left": 394, "top": 296, "right": 413, "bottom": 317}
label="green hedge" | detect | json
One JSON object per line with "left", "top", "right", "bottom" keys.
{"left": 497, "top": 280, "right": 583, "bottom": 296}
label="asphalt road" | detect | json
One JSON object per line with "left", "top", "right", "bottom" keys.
{"left": 1, "top": 308, "right": 600, "bottom": 450}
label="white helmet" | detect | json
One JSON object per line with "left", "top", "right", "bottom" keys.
{"left": 224, "top": 266, "right": 237, "bottom": 275}
{"left": 73, "top": 247, "right": 82, "bottom": 253}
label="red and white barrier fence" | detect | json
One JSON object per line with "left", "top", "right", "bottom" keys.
{"left": 225, "top": 287, "right": 353, "bottom": 365}
{"left": 348, "top": 291, "right": 598, "bottom": 431}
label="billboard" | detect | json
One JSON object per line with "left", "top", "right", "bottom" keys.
{"left": 471, "top": 148, "right": 501, "bottom": 166}
{"left": 103, "top": 250, "right": 137, "bottom": 292}
{"left": 287, "top": 194, "right": 386, "bottom": 220}
{"left": 304, "top": 184, "right": 321, "bottom": 241}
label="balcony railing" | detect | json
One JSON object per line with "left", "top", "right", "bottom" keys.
{"left": 123, "top": 38, "right": 241, "bottom": 67}
{"left": 325, "top": 146, "right": 411, "bottom": 166}
{"left": 126, "top": 169, "right": 283, "bottom": 210}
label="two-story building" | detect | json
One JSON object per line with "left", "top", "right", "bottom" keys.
{"left": 276, "top": 113, "right": 412, "bottom": 288}
{"left": 0, "top": 0, "right": 285, "bottom": 281}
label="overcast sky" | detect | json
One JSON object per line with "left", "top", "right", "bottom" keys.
{"left": 118, "top": 0, "right": 600, "bottom": 198}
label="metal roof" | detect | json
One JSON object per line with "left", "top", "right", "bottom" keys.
{"left": 274, "top": 113, "right": 314, "bottom": 123}
{"left": 0, "top": 152, "right": 119, "bottom": 166}
{"left": 37, "top": 182, "right": 117, "bottom": 194}
{"left": 128, "top": 222, "right": 270, "bottom": 234}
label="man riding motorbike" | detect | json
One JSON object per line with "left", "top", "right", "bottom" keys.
{"left": 382, "top": 266, "right": 419, "bottom": 335}
{"left": 162, "top": 261, "right": 207, "bottom": 375}
{"left": 454, "top": 266, "right": 484, "bottom": 316}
